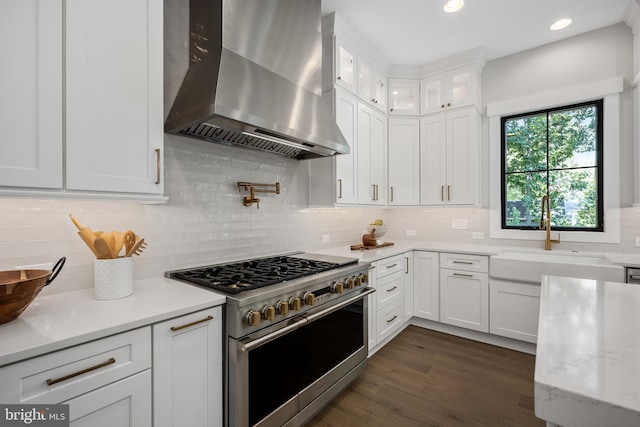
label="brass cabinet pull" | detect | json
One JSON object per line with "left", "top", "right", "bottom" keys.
{"left": 46, "top": 357, "right": 116, "bottom": 386}
{"left": 390, "top": 187, "right": 394, "bottom": 202}
{"left": 447, "top": 185, "right": 451, "bottom": 201}
{"left": 386, "top": 263, "right": 397, "bottom": 269}
{"left": 375, "top": 184, "right": 379, "bottom": 201}
{"left": 170, "top": 315, "right": 214, "bottom": 332}
{"left": 155, "top": 148, "right": 161, "bottom": 185}
{"left": 338, "top": 179, "right": 343, "bottom": 199}
{"left": 386, "top": 315, "right": 398, "bottom": 323}
{"left": 405, "top": 257, "right": 409, "bottom": 274}
{"left": 386, "top": 286, "right": 398, "bottom": 292}
{"left": 453, "top": 260, "right": 474, "bottom": 265}
{"left": 441, "top": 185, "right": 444, "bottom": 201}
{"left": 453, "top": 273, "right": 473, "bottom": 278}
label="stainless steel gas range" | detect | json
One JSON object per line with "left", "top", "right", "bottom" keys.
{"left": 166, "top": 252, "right": 374, "bottom": 427}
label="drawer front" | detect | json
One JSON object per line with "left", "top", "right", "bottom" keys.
{"left": 440, "top": 252, "right": 489, "bottom": 273}
{"left": 376, "top": 300, "right": 403, "bottom": 343}
{"left": 0, "top": 327, "right": 151, "bottom": 404}
{"left": 376, "top": 271, "right": 403, "bottom": 310}
{"left": 375, "top": 255, "right": 404, "bottom": 278}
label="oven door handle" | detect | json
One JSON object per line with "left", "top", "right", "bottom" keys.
{"left": 240, "top": 287, "right": 376, "bottom": 352}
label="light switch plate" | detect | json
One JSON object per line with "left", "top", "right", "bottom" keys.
{"left": 406, "top": 229, "right": 416, "bottom": 236}
{"left": 472, "top": 232, "right": 485, "bottom": 240}
{"left": 322, "top": 234, "right": 330, "bottom": 243}
{"left": 451, "top": 219, "right": 468, "bottom": 230}
{"left": 635, "top": 237, "right": 640, "bottom": 247}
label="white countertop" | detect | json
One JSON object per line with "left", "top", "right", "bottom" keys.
{"left": 0, "top": 277, "right": 226, "bottom": 367}
{"left": 535, "top": 275, "right": 640, "bottom": 427}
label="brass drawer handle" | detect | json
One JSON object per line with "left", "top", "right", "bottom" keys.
{"left": 386, "top": 286, "right": 398, "bottom": 292}
{"left": 386, "top": 315, "right": 398, "bottom": 323}
{"left": 46, "top": 357, "right": 116, "bottom": 386}
{"left": 155, "top": 148, "right": 161, "bottom": 185}
{"left": 453, "top": 273, "right": 473, "bottom": 278}
{"left": 386, "top": 263, "right": 398, "bottom": 269}
{"left": 453, "top": 260, "right": 474, "bottom": 265}
{"left": 171, "top": 315, "right": 214, "bottom": 332}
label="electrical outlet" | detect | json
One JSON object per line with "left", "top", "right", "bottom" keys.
{"left": 406, "top": 229, "right": 416, "bottom": 236}
{"left": 322, "top": 234, "right": 330, "bottom": 243}
{"left": 635, "top": 237, "right": 640, "bottom": 248}
{"left": 451, "top": 219, "right": 468, "bottom": 230}
{"left": 472, "top": 232, "right": 485, "bottom": 240}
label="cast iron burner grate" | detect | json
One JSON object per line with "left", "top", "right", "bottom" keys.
{"left": 172, "top": 256, "right": 340, "bottom": 294}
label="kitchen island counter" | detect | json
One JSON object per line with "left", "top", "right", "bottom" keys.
{"left": 0, "top": 278, "right": 226, "bottom": 367}
{"left": 535, "top": 275, "right": 640, "bottom": 427}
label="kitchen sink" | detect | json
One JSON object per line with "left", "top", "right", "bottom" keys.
{"left": 490, "top": 250, "right": 624, "bottom": 283}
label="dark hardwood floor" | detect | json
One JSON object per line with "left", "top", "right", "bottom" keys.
{"left": 306, "top": 326, "right": 544, "bottom": 427}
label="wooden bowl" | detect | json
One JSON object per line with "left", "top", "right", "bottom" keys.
{"left": 0, "top": 258, "right": 65, "bottom": 324}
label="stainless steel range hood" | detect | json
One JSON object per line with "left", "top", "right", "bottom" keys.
{"left": 164, "top": 0, "right": 349, "bottom": 160}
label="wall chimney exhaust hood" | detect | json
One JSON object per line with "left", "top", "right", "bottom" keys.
{"left": 164, "top": 0, "right": 349, "bottom": 160}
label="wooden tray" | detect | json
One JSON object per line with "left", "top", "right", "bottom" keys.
{"left": 350, "top": 242, "right": 394, "bottom": 251}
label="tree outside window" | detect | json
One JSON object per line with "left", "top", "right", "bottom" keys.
{"left": 501, "top": 100, "right": 603, "bottom": 231}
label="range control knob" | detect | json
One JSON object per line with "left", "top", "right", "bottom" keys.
{"left": 302, "top": 291, "right": 315, "bottom": 306}
{"left": 330, "top": 281, "right": 344, "bottom": 294}
{"left": 289, "top": 296, "right": 301, "bottom": 311}
{"left": 276, "top": 300, "right": 289, "bottom": 316}
{"left": 345, "top": 277, "right": 355, "bottom": 289}
{"left": 246, "top": 310, "right": 261, "bottom": 327}
{"left": 359, "top": 273, "right": 369, "bottom": 284}
{"left": 260, "top": 305, "right": 276, "bottom": 321}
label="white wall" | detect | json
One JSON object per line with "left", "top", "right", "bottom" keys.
{"left": 2, "top": 23, "right": 640, "bottom": 297}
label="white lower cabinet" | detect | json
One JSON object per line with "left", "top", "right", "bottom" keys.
{"left": 369, "top": 254, "right": 405, "bottom": 354}
{"left": 413, "top": 251, "right": 440, "bottom": 321}
{"left": 0, "top": 327, "right": 152, "bottom": 426}
{"left": 439, "top": 253, "right": 489, "bottom": 333}
{"left": 153, "top": 307, "right": 222, "bottom": 427}
{"left": 489, "top": 280, "right": 540, "bottom": 343}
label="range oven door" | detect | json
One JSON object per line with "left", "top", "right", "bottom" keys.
{"left": 228, "top": 287, "right": 375, "bottom": 427}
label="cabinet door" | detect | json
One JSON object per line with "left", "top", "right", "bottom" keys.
{"left": 388, "top": 79, "right": 419, "bottom": 116}
{"left": 153, "top": 307, "right": 222, "bottom": 427}
{"left": 388, "top": 118, "right": 420, "bottom": 205}
{"left": 0, "top": 0, "right": 63, "bottom": 189}
{"left": 446, "top": 65, "right": 476, "bottom": 110}
{"left": 420, "top": 73, "right": 445, "bottom": 116}
{"left": 446, "top": 108, "right": 478, "bottom": 205}
{"left": 440, "top": 270, "right": 488, "bottom": 332}
{"left": 357, "top": 103, "right": 386, "bottom": 205}
{"left": 490, "top": 280, "right": 540, "bottom": 343}
{"left": 413, "top": 251, "right": 439, "bottom": 321}
{"left": 334, "top": 89, "right": 358, "bottom": 204}
{"left": 65, "top": 0, "right": 163, "bottom": 194}
{"left": 403, "top": 252, "right": 414, "bottom": 321}
{"left": 335, "top": 34, "right": 356, "bottom": 93}
{"left": 420, "top": 114, "right": 447, "bottom": 204}
{"left": 372, "top": 70, "right": 387, "bottom": 112}
{"left": 65, "top": 371, "right": 151, "bottom": 427}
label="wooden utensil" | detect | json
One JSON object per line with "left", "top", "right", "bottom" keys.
{"left": 123, "top": 230, "right": 135, "bottom": 255}
{"left": 126, "top": 236, "right": 146, "bottom": 257}
{"left": 102, "top": 232, "right": 117, "bottom": 258}
{"left": 93, "top": 236, "right": 114, "bottom": 259}
{"left": 112, "top": 231, "right": 125, "bottom": 258}
{"left": 69, "top": 214, "right": 103, "bottom": 258}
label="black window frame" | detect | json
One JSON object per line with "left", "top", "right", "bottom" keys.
{"left": 500, "top": 99, "right": 604, "bottom": 232}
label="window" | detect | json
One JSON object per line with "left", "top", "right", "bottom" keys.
{"left": 501, "top": 100, "right": 603, "bottom": 232}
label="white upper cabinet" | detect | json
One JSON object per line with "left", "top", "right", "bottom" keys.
{"left": 65, "top": 0, "right": 163, "bottom": 195}
{"left": 420, "top": 108, "right": 479, "bottom": 205}
{"left": 335, "top": 89, "right": 359, "bottom": 204}
{"left": 0, "top": 0, "right": 164, "bottom": 199}
{"left": 357, "top": 102, "right": 386, "bottom": 205}
{"left": 0, "top": 0, "right": 63, "bottom": 190}
{"left": 420, "top": 65, "right": 479, "bottom": 115}
{"left": 358, "top": 57, "right": 386, "bottom": 112}
{"left": 388, "top": 79, "right": 420, "bottom": 116}
{"left": 388, "top": 118, "right": 420, "bottom": 205}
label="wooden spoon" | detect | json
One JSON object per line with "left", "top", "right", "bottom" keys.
{"left": 112, "top": 231, "right": 125, "bottom": 258}
{"left": 123, "top": 230, "right": 136, "bottom": 255}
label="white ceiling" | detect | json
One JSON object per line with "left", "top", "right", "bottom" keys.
{"left": 320, "top": 0, "right": 634, "bottom": 66}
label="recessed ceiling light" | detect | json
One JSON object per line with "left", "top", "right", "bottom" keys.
{"left": 550, "top": 18, "right": 572, "bottom": 31}
{"left": 443, "top": 0, "right": 464, "bottom": 13}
